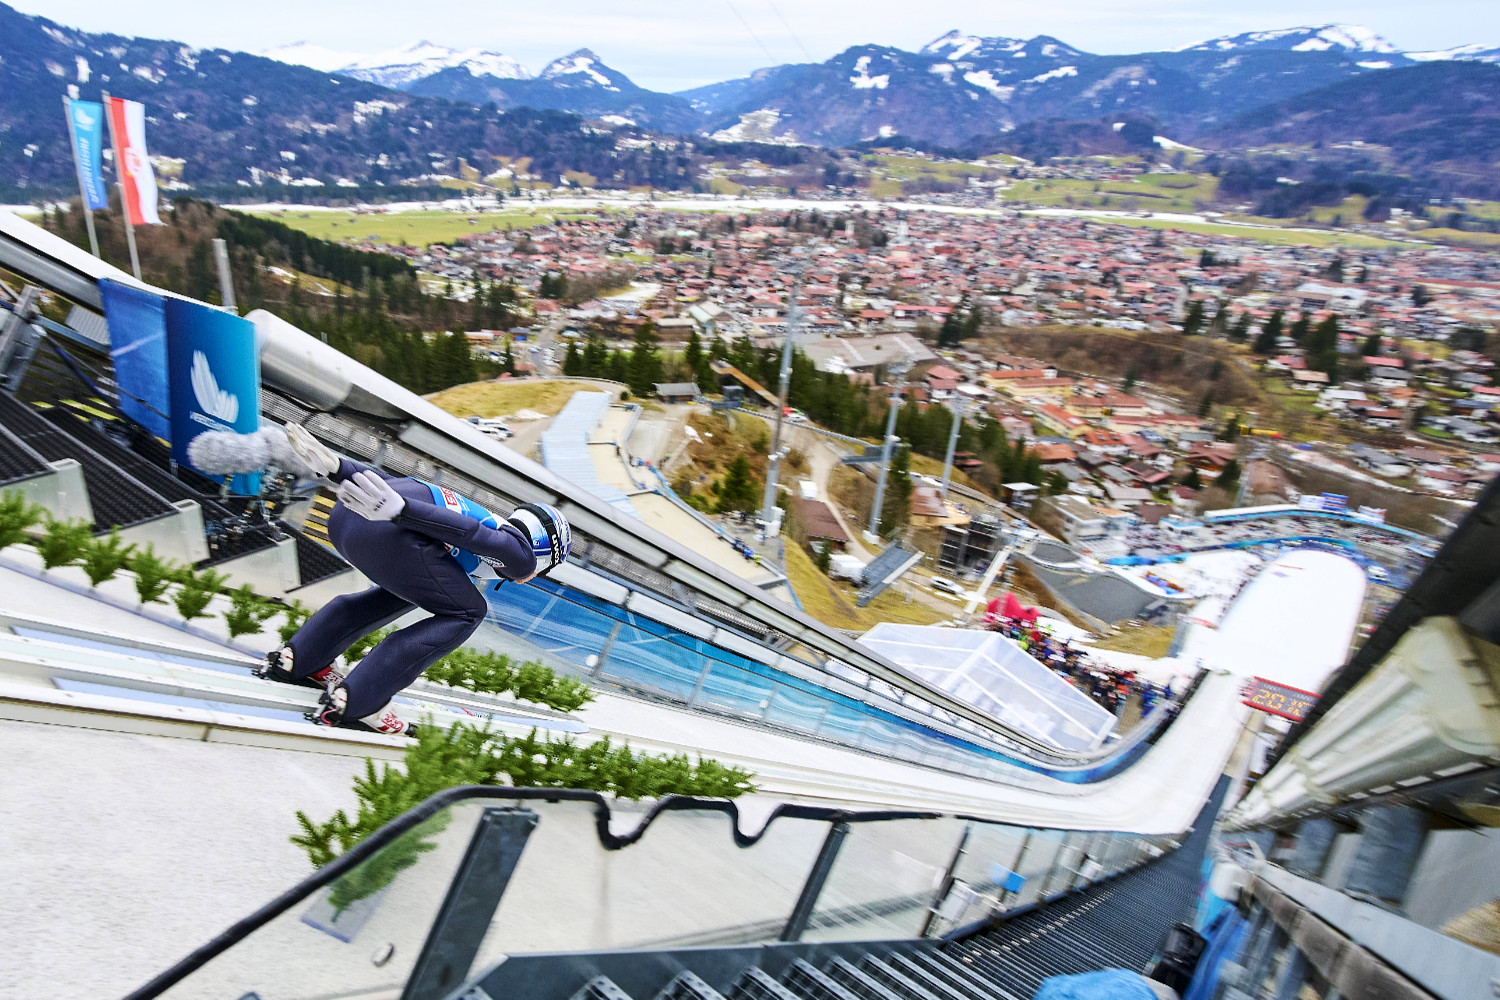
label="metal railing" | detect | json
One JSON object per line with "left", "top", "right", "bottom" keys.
{"left": 124, "top": 785, "right": 1188, "bottom": 1000}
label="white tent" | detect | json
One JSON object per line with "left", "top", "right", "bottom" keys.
{"left": 859, "top": 624, "right": 1117, "bottom": 752}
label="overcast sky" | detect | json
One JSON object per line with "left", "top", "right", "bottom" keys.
{"left": 23, "top": 0, "right": 1500, "bottom": 92}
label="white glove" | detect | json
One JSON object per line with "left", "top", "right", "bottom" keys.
{"left": 337, "top": 471, "right": 406, "bottom": 522}
{"left": 284, "top": 422, "right": 340, "bottom": 479}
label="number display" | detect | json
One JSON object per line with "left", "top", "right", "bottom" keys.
{"left": 1242, "top": 677, "right": 1318, "bottom": 721}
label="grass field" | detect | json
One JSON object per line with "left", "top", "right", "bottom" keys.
{"left": 1001, "top": 173, "right": 1218, "bottom": 214}
{"left": 1089, "top": 624, "right": 1174, "bottom": 658}
{"left": 784, "top": 543, "right": 947, "bottom": 631}
{"left": 1078, "top": 215, "right": 1406, "bottom": 248}
{"left": 427, "top": 379, "right": 602, "bottom": 419}
{"left": 1416, "top": 227, "right": 1500, "bottom": 249}
{"left": 245, "top": 207, "right": 597, "bottom": 247}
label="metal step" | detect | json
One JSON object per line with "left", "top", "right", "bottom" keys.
{"left": 857, "top": 956, "right": 943, "bottom": 1000}
{"left": 886, "top": 955, "right": 975, "bottom": 1000}
{"left": 574, "top": 976, "right": 636, "bottom": 1000}
{"left": 730, "top": 967, "right": 804, "bottom": 1000}
{"left": 658, "top": 970, "right": 728, "bottom": 1000}
{"left": 784, "top": 959, "right": 860, "bottom": 1000}
{"left": 905, "top": 952, "right": 1024, "bottom": 1000}
{"left": 824, "top": 956, "right": 906, "bottom": 1000}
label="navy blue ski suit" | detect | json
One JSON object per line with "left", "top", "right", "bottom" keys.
{"left": 287, "top": 459, "right": 536, "bottom": 718}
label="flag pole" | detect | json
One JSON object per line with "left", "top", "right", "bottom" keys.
{"left": 102, "top": 91, "right": 142, "bottom": 280}
{"left": 61, "top": 95, "right": 101, "bottom": 258}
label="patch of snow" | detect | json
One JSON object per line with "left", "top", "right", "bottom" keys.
{"left": 541, "top": 50, "right": 618, "bottom": 90}
{"left": 922, "top": 30, "right": 983, "bottom": 62}
{"left": 599, "top": 114, "right": 637, "bottom": 127}
{"left": 710, "top": 109, "right": 803, "bottom": 145}
{"left": 1408, "top": 43, "right": 1500, "bottom": 63}
{"left": 75, "top": 56, "right": 90, "bottom": 83}
{"left": 849, "top": 56, "right": 890, "bottom": 89}
{"left": 964, "top": 70, "right": 1014, "bottom": 100}
{"left": 930, "top": 62, "right": 955, "bottom": 82}
{"left": 878, "top": 125, "right": 898, "bottom": 138}
{"left": 1178, "top": 23, "right": 1397, "bottom": 55}
{"left": 1356, "top": 59, "right": 1392, "bottom": 69}
{"left": 1153, "top": 135, "right": 1202, "bottom": 151}
{"left": 1025, "top": 65, "right": 1077, "bottom": 84}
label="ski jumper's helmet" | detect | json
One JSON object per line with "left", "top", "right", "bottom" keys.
{"left": 508, "top": 502, "right": 572, "bottom": 576}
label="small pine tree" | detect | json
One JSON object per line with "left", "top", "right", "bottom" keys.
{"left": 715, "top": 455, "right": 759, "bottom": 513}
{"left": 223, "top": 585, "right": 280, "bottom": 638}
{"left": 80, "top": 530, "right": 137, "bottom": 586}
{"left": 815, "top": 541, "right": 833, "bottom": 575}
{"left": 130, "top": 545, "right": 177, "bottom": 604}
{"left": 1252, "top": 310, "right": 1284, "bottom": 355}
{"left": 1181, "top": 300, "right": 1205, "bottom": 337}
{"left": 278, "top": 599, "right": 313, "bottom": 644}
{"left": 1219, "top": 459, "right": 1242, "bottom": 496}
{"left": 173, "top": 568, "right": 228, "bottom": 621}
{"left": 1198, "top": 390, "right": 1215, "bottom": 418}
{"left": 0, "top": 489, "right": 44, "bottom": 549}
{"left": 38, "top": 518, "right": 92, "bottom": 570}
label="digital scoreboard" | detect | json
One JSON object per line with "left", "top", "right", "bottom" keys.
{"left": 1242, "top": 677, "right": 1319, "bottom": 722}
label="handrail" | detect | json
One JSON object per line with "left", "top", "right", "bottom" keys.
{"left": 122, "top": 784, "right": 1185, "bottom": 1000}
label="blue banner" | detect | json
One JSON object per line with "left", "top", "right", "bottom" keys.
{"left": 66, "top": 99, "right": 109, "bottom": 211}
{"left": 164, "top": 298, "right": 261, "bottom": 494}
{"left": 99, "top": 279, "right": 171, "bottom": 441}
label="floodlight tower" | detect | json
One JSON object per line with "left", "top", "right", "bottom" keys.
{"left": 868, "top": 356, "right": 913, "bottom": 537}
{"left": 938, "top": 397, "right": 970, "bottom": 500}
{"left": 759, "top": 260, "right": 807, "bottom": 525}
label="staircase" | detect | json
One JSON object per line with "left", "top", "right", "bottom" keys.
{"left": 473, "top": 778, "right": 1226, "bottom": 1000}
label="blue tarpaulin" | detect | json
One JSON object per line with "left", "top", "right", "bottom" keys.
{"left": 1032, "top": 969, "right": 1157, "bottom": 1000}
{"left": 99, "top": 279, "right": 170, "bottom": 440}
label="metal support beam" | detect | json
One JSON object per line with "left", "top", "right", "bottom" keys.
{"left": 211, "top": 238, "right": 236, "bottom": 312}
{"left": 760, "top": 265, "right": 805, "bottom": 524}
{"left": 781, "top": 822, "right": 850, "bottom": 942}
{"left": 939, "top": 401, "right": 964, "bottom": 500}
{"left": 868, "top": 374, "right": 906, "bottom": 536}
{"left": 401, "top": 806, "right": 539, "bottom": 1000}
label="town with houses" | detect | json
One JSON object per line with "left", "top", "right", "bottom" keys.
{"left": 300, "top": 200, "right": 1500, "bottom": 540}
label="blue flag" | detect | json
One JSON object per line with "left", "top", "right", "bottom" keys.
{"left": 66, "top": 99, "right": 109, "bottom": 211}
{"left": 99, "top": 279, "right": 171, "bottom": 441}
{"left": 164, "top": 298, "right": 262, "bottom": 494}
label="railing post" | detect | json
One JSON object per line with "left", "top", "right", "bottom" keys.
{"left": 992, "top": 830, "right": 1032, "bottom": 915}
{"left": 780, "top": 821, "right": 850, "bottom": 942}
{"left": 685, "top": 656, "right": 713, "bottom": 707}
{"left": 921, "top": 822, "right": 972, "bottom": 937}
{"left": 400, "top": 806, "right": 538, "bottom": 1000}
{"left": 1038, "top": 831, "right": 1075, "bottom": 899}
{"left": 591, "top": 621, "right": 622, "bottom": 678}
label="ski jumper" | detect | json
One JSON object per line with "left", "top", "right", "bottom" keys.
{"left": 286, "top": 458, "right": 537, "bottom": 718}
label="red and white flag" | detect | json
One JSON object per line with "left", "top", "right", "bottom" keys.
{"left": 105, "top": 97, "right": 162, "bottom": 226}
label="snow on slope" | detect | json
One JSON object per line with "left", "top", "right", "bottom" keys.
{"left": 261, "top": 41, "right": 362, "bottom": 73}
{"left": 264, "top": 39, "right": 531, "bottom": 88}
{"left": 540, "top": 49, "right": 621, "bottom": 90}
{"left": 1408, "top": 43, "right": 1500, "bottom": 63}
{"left": 1178, "top": 549, "right": 1366, "bottom": 693}
{"left": 1177, "top": 24, "right": 1399, "bottom": 55}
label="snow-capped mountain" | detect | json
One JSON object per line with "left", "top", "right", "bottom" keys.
{"left": 264, "top": 40, "right": 531, "bottom": 89}
{"left": 406, "top": 47, "right": 701, "bottom": 131}
{"left": 261, "top": 41, "right": 362, "bottom": 74}
{"left": 1176, "top": 24, "right": 1400, "bottom": 56}
{"left": 1408, "top": 43, "right": 1500, "bottom": 64}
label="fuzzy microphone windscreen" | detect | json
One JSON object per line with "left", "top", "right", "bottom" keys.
{"left": 186, "top": 427, "right": 320, "bottom": 476}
